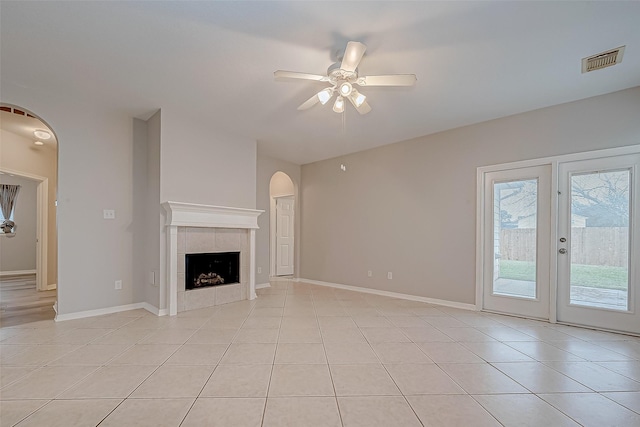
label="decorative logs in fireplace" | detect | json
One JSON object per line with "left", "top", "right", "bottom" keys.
{"left": 195, "top": 272, "right": 224, "bottom": 287}
{"left": 185, "top": 252, "right": 240, "bottom": 290}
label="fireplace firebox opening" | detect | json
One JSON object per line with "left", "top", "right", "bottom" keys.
{"left": 185, "top": 252, "right": 240, "bottom": 290}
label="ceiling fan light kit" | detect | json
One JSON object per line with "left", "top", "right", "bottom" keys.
{"left": 352, "top": 90, "right": 366, "bottom": 107}
{"left": 275, "top": 41, "right": 417, "bottom": 115}
{"left": 339, "top": 82, "right": 353, "bottom": 96}
{"left": 318, "top": 88, "right": 334, "bottom": 105}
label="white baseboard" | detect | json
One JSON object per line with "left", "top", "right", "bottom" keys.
{"left": 298, "top": 278, "right": 476, "bottom": 311}
{"left": 255, "top": 282, "right": 271, "bottom": 290}
{"left": 55, "top": 302, "right": 170, "bottom": 321}
{"left": 269, "top": 276, "right": 299, "bottom": 282}
{"left": 141, "top": 302, "right": 168, "bottom": 316}
{"left": 0, "top": 269, "right": 36, "bottom": 277}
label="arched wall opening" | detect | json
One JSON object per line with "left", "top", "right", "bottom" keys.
{"left": 269, "top": 171, "right": 297, "bottom": 277}
{"left": 0, "top": 103, "right": 59, "bottom": 321}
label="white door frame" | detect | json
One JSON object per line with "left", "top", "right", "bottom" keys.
{"left": 0, "top": 167, "right": 49, "bottom": 291}
{"left": 556, "top": 154, "right": 640, "bottom": 334}
{"left": 477, "top": 144, "right": 640, "bottom": 327}
{"left": 274, "top": 196, "right": 295, "bottom": 276}
{"left": 481, "top": 165, "right": 552, "bottom": 320}
{"left": 270, "top": 195, "right": 296, "bottom": 277}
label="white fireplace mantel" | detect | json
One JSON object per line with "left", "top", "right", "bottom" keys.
{"left": 162, "top": 201, "right": 264, "bottom": 316}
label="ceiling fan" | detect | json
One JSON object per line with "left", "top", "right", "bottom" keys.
{"left": 274, "top": 41, "right": 417, "bottom": 115}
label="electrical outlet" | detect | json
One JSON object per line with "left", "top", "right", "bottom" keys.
{"left": 115, "top": 280, "right": 122, "bottom": 290}
{"left": 367, "top": 270, "right": 372, "bottom": 277}
{"left": 387, "top": 272, "right": 393, "bottom": 280}
{"left": 103, "top": 209, "right": 115, "bottom": 219}
{"left": 148, "top": 271, "right": 155, "bottom": 285}
{"left": 257, "top": 267, "right": 262, "bottom": 274}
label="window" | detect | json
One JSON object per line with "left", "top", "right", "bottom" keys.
{"left": 0, "top": 209, "right": 14, "bottom": 222}
{"left": 0, "top": 184, "right": 20, "bottom": 234}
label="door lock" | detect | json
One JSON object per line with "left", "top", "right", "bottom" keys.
{"left": 558, "top": 248, "right": 567, "bottom": 254}
{"left": 559, "top": 237, "right": 566, "bottom": 243}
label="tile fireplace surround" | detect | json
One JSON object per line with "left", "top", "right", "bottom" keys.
{"left": 162, "top": 202, "right": 263, "bottom": 316}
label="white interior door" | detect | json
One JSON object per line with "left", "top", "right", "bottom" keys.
{"left": 557, "top": 154, "right": 640, "bottom": 334}
{"left": 276, "top": 196, "right": 294, "bottom": 276}
{"left": 482, "top": 165, "right": 551, "bottom": 320}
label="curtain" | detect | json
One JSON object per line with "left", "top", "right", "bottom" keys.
{"left": 0, "top": 184, "right": 20, "bottom": 232}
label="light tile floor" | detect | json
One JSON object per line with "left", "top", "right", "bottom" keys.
{"left": 1, "top": 280, "right": 640, "bottom": 426}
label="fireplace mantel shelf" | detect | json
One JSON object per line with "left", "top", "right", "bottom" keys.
{"left": 162, "top": 201, "right": 263, "bottom": 229}
{"left": 162, "top": 201, "right": 264, "bottom": 316}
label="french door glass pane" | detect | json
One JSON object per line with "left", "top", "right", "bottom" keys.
{"left": 569, "top": 170, "right": 631, "bottom": 310}
{"left": 492, "top": 179, "right": 538, "bottom": 299}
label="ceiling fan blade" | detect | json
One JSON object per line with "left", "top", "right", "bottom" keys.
{"left": 298, "top": 87, "right": 335, "bottom": 111}
{"left": 357, "top": 74, "right": 417, "bottom": 87}
{"left": 297, "top": 94, "right": 321, "bottom": 110}
{"left": 274, "top": 70, "right": 329, "bottom": 82}
{"left": 347, "top": 96, "right": 372, "bottom": 115}
{"left": 340, "top": 41, "right": 367, "bottom": 72}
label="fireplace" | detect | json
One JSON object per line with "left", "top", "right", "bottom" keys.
{"left": 186, "top": 252, "right": 240, "bottom": 290}
{"left": 163, "top": 202, "right": 263, "bottom": 316}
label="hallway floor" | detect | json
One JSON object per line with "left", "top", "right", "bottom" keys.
{"left": 0, "top": 274, "right": 56, "bottom": 328}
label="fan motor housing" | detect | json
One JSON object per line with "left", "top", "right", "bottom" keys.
{"left": 327, "top": 62, "right": 358, "bottom": 84}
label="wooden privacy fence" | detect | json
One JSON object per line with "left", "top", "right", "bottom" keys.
{"left": 500, "top": 227, "right": 628, "bottom": 267}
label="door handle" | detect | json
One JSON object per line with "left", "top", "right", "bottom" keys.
{"left": 558, "top": 248, "right": 567, "bottom": 254}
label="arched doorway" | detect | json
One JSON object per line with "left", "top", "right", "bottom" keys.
{"left": 269, "top": 172, "right": 296, "bottom": 277}
{"left": 0, "top": 104, "right": 58, "bottom": 324}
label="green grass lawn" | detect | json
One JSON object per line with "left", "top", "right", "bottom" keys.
{"left": 499, "top": 260, "right": 628, "bottom": 290}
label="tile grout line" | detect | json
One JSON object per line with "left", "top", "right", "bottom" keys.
{"left": 314, "top": 285, "right": 345, "bottom": 427}
{"left": 260, "top": 294, "right": 284, "bottom": 427}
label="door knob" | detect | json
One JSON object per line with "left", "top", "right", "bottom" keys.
{"left": 558, "top": 248, "right": 567, "bottom": 254}
{"left": 559, "top": 237, "right": 566, "bottom": 243}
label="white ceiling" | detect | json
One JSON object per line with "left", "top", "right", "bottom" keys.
{"left": 1, "top": 2, "right": 639, "bottom": 165}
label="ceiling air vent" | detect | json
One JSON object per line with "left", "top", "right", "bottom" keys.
{"left": 582, "top": 46, "right": 625, "bottom": 73}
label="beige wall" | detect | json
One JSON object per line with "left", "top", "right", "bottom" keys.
{"left": 3, "top": 77, "right": 636, "bottom": 315}
{"left": 2, "top": 82, "right": 258, "bottom": 316}
{"left": 0, "top": 174, "right": 37, "bottom": 272}
{"left": 256, "top": 152, "right": 301, "bottom": 284}
{"left": 160, "top": 109, "right": 257, "bottom": 209}
{"left": 300, "top": 87, "right": 640, "bottom": 305}
{"left": 132, "top": 112, "right": 163, "bottom": 308}
{"left": 146, "top": 111, "right": 162, "bottom": 308}
{"left": 0, "top": 128, "right": 57, "bottom": 285}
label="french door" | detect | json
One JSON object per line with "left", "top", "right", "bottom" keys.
{"left": 482, "top": 165, "right": 551, "bottom": 320}
{"left": 480, "top": 149, "right": 640, "bottom": 334}
{"left": 557, "top": 154, "right": 640, "bottom": 334}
